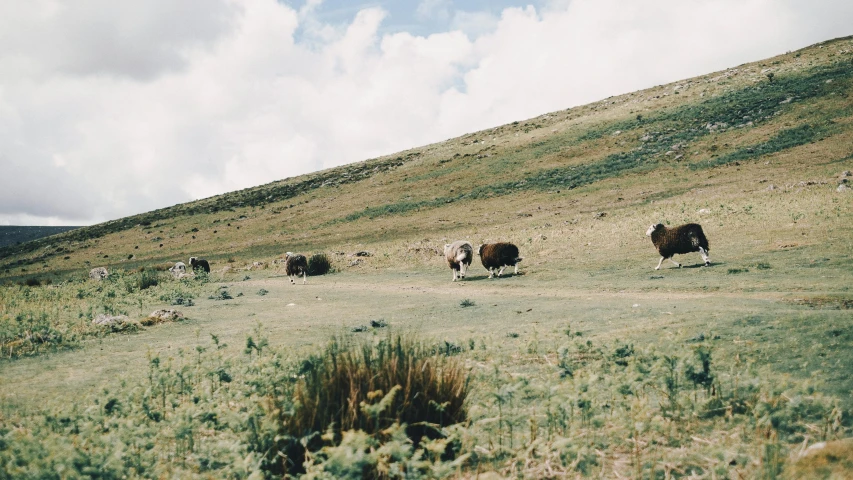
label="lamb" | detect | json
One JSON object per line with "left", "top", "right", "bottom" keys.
{"left": 284, "top": 252, "right": 308, "bottom": 284}
{"left": 189, "top": 256, "right": 211, "bottom": 273}
{"left": 645, "top": 223, "right": 710, "bottom": 270}
{"left": 169, "top": 261, "right": 187, "bottom": 278}
{"left": 477, "top": 243, "right": 523, "bottom": 278}
{"left": 444, "top": 241, "right": 473, "bottom": 282}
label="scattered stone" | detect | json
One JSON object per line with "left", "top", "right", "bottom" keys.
{"left": 766, "top": 184, "right": 778, "bottom": 191}
{"left": 370, "top": 319, "right": 388, "bottom": 328}
{"left": 142, "top": 309, "right": 184, "bottom": 326}
{"left": 838, "top": 184, "right": 850, "bottom": 193}
{"left": 351, "top": 251, "right": 372, "bottom": 257}
{"left": 698, "top": 208, "right": 710, "bottom": 214}
{"left": 351, "top": 325, "right": 369, "bottom": 333}
{"left": 841, "top": 170, "right": 851, "bottom": 177}
{"left": 594, "top": 212, "right": 607, "bottom": 218}
{"left": 89, "top": 267, "right": 109, "bottom": 281}
{"left": 92, "top": 314, "right": 139, "bottom": 332}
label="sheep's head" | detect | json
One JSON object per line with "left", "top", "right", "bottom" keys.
{"left": 646, "top": 224, "right": 663, "bottom": 236}
{"left": 285, "top": 252, "right": 294, "bottom": 259}
{"left": 443, "top": 244, "right": 451, "bottom": 254}
{"left": 476, "top": 245, "right": 483, "bottom": 255}
{"left": 189, "top": 256, "right": 197, "bottom": 266}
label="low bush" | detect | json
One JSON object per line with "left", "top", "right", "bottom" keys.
{"left": 307, "top": 253, "right": 332, "bottom": 276}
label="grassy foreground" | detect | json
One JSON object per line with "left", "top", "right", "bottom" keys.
{"left": 1, "top": 36, "right": 853, "bottom": 478}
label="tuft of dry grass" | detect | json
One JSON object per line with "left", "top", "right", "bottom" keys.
{"left": 288, "top": 334, "right": 469, "bottom": 440}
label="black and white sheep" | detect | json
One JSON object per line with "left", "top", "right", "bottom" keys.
{"left": 477, "top": 243, "right": 523, "bottom": 278}
{"left": 645, "top": 223, "right": 710, "bottom": 270}
{"left": 285, "top": 252, "right": 308, "bottom": 285}
{"left": 189, "top": 256, "right": 211, "bottom": 273}
{"left": 444, "top": 241, "right": 473, "bottom": 282}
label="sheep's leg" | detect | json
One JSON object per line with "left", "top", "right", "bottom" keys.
{"left": 655, "top": 257, "right": 665, "bottom": 270}
{"left": 289, "top": 275, "right": 295, "bottom": 285}
{"left": 488, "top": 268, "right": 495, "bottom": 279}
{"left": 302, "top": 271, "right": 307, "bottom": 284}
{"left": 513, "top": 264, "right": 519, "bottom": 275}
{"left": 668, "top": 257, "right": 681, "bottom": 268}
{"left": 497, "top": 266, "right": 506, "bottom": 277}
{"left": 452, "top": 269, "right": 458, "bottom": 282}
{"left": 699, "top": 247, "right": 710, "bottom": 266}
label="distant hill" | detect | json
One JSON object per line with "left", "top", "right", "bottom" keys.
{"left": 0, "top": 226, "right": 80, "bottom": 249}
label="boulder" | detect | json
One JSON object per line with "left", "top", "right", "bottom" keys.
{"left": 142, "top": 309, "right": 185, "bottom": 326}
{"left": 89, "top": 267, "right": 109, "bottom": 281}
{"left": 92, "top": 314, "right": 139, "bottom": 332}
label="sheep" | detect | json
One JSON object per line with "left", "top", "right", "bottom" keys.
{"left": 444, "top": 241, "right": 473, "bottom": 282}
{"left": 284, "top": 252, "right": 308, "bottom": 284}
{"left": 189, "top": 256, "right": 210, "bottom": 273}
{"left": 645, "top": 223, "right": 710, "bottom": 270}
{"left": 477, "top": 243, "right": 523, "bottom": 278}
{"left": 169, "top": 262, "right": 187, "bottom": 278}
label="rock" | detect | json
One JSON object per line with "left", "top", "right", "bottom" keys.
{"left": 92, "top": 314, "right": 139, "bottom": 332}
{"left": 838, "top": 184, "right": 850, "bottom": 193}
{"left": 351, "top": 251, "right": 372, "bottom": 257}
{"left": 142, "top": 309, "right": 184, "bottom": 326}
{"left": 594, "top": 212, "right": 607, "bottom": 218}
{"left": 766, "top": 184, "right": 778, "bottom": 191}
{"left": 841, "top": 170, "right": 851, "bottom": 177}
{"left": 698, "top": 208, "right": 711, "bottom": 214}
{"left": 89, "top": 267, "right": 109, "bottom": 281}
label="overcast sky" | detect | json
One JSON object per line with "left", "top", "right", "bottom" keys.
{"left": 1, "top": 0, "right": 850, "bottom": 226}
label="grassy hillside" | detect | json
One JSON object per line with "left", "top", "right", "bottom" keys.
{"left": 1, "top": 36, "right": 852, "bottom": 478}
{"left": 0, "top": 226, "right": 80, "bottom": 249}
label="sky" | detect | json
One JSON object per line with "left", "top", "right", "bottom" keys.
{"left": 1, "top": 0, "right": 851, "bottom": 226}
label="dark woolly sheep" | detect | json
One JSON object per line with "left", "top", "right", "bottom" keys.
{"left": 477, "top": 243, "right": 523, "bottom": 278}
{"left": 444, "top": 241, "right": 473, "bottom": 282}
{"left": 285, "top": 252, "right": 308, "bottom": 285}
{"left": 189, "top": 257, "right": 211, "bottom": 273}
{"left": 645, "top": 223, "right": 710, "bottom": 270}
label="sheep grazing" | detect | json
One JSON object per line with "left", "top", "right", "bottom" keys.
{"left": 189, "top": 256, "right": 211, "bottom": 273}
{"left": 477, "top": 242, "right": 523, "bottom": 278}
{"left": 444, "top": 241, "right": 473, "bottom": 282}
{"left": 169, "top": 262, "right": 187, "bottom": 278}
{"left": 646, "top": 223, "right": 710, "bottom": 270}
{"left": 285, "top": 252, "right": 308, "bottom": 285}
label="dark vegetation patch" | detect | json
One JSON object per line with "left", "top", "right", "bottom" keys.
{"left": 788, "top": 296, "right": 853, "bottom": 310}
{"left": 306, "top": 253, "right": 332, "bottom": 276}
{"left": 0, "top": 226, "right": 80, "bottom": 249}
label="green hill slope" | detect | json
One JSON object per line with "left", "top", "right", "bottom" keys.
{"left": 1, "top": 36, "right": 851, "bottom": 283}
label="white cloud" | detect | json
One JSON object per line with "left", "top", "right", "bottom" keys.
{"left": 0, "top": 0, "right": 851, "bottom": 225}
{"left": 416, "top": 0, "right": 453, "bottom": 21}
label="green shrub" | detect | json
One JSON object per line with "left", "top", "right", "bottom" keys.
{"left": 307, "top": 253, "right": 332, "bottom": 276}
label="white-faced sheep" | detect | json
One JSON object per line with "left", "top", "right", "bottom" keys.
{"left": 169, "top": 262, "right": 187, "bottom": 278}
{"left": 646, "top": 223, "right": 710, "bottom": 270}
{"left": 444, "top": 241, "right": 473, "bottom": 282}
{"left": 477, "top": 243, "right": 523, "bottom": 278}
{"left": 189, "top": 257, "right": 210, "bottom": 273}
{"left": 285, "top": 252, "right": 308, "bottom": 285}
